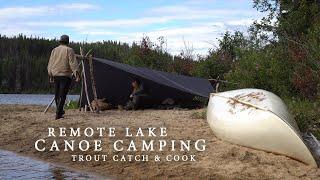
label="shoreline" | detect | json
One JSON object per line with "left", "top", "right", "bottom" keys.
{"left": 0, "top": 149, "right": 109, "bottom": 179}
{"left": 0, "top": 105, "right": 319, "bottom": 179}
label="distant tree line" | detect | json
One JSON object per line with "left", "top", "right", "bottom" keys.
{"left": 0, "top": 35, "right": 193, "bottom": 93}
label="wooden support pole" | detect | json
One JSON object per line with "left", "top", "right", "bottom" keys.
{"left": 78, "top": 47, "right": 84, "bottom": 107}
{"left": 78, "top": 73, "right": 84, "bottom": 111}
{"left": 88, "top": 54, "right": 100, "bottom": 113}
{"left": 79, "top": 47, "right": 93, "bottom": 112}
{"left": 78, "top": 47, "right": 84, "bottom": 111}
{"left": 81, "top": 60, "right": 93, "bottom": 112}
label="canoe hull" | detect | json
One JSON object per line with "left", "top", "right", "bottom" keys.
{"left": 207, "top": 89, "right": 317, "bottom": 167}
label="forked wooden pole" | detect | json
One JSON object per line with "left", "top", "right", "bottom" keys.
{"left": 88, "top": 54, "right": 100, "bottom": 113}
{"left": 80, "top": 47, "right": 93, "bottom": 112}
{"left": 78, "top": 73, "right": 84, "bottom": 111}
{"left": 81, "top": 60, "right": 93, "bottom": 112}
{"left": 78, "top": 48, "right": 84, "bottom": 111}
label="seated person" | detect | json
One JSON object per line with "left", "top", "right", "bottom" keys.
{"left": 125, "top": 78, "right": 149, "bottom": 110}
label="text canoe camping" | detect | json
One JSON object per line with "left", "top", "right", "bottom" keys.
{"left": 207, "top": 89, "right": 318, "bottom": 167}
{"left": 80, "top": 57, "right": 214, "bottom": 108}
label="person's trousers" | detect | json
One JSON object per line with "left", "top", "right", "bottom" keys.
{"left": 54, "top": 76, "right": 71, "bottom": 116}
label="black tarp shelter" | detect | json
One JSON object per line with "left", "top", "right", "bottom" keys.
{"left": 80, "top": 57, "right": 213, "bottom": 108}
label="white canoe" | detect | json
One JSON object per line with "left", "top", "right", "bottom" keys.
{"left": 207, "top": 88, "right": 317, "bottom": 167}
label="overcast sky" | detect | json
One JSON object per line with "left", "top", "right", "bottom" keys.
{"left": 0, "top": 0, "right": 264, "bottom": 55}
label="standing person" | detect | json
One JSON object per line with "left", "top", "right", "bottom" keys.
{"left": 47, "top": 35, "right": 80, "bottom": 120}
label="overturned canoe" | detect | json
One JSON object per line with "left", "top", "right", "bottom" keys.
{"left": 207, "top": 89, "right": 317, "bottom": 167}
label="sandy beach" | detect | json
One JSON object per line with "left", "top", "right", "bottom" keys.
{"left": 0, "top": 105, "right": 319, "bottom": 179}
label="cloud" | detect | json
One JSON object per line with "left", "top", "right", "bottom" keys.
{"left": 186, "top": 0, "right": 217, "bottom": 4}
{"left": 21, "top": 16, "right": 254, "bottom": 55}
{"left": 148, "top": 5, "right": 261, "bottom": 18}
{"left": 56, "top": 3, "right": 97, "bottom": 10}
{"left": 0, "top": 3, "right": 97, "bottom": 20}
{"left": 25, "top": 17, "right": 172, "bottom": 29}
{"left": 0, "top": 7, "right": 48, "bottom": 19}
{"left": 226, "top": 19, "right": 254, "bottom": 26}
{"left": 0, "top": 2, "right": 262, "bottom": 56}
{"left": 0, "top": 26, "right": 41, "bottom": 36}
{"left": 133, "top": 28, "right": 218, "bottom": 55}
{"left": 90, "top": 22, "right": 249, "bottom": 55}
{"left": 186, "top": 0, "right": 250, "bottom": 5}
{"left": 24, "top": 9, "right": 258, "bottom": 31}
{"left": 79, "top": 31, "right": 121, "bottom": 36}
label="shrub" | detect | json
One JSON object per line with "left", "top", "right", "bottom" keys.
{"left": 65, "top": 99, "right": 79, "bottom": 109}
{"left": 225, "top": 45, "right": 294, "bottom": 98}
{"left": 285, "top": 98, "right": 320, "bottom": 138}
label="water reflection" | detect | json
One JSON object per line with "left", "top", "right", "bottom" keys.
{"left": 0, "top": 150, "right": 105, "bottom": 180}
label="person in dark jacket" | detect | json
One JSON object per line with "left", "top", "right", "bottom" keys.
{"left": 125, "top": 78, "right": 149, "bottom": 110}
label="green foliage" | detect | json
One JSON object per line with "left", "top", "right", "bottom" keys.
{"left": 285, "top": 98, "right": 320, "bottom": 137}
{"left": 225, "top": 44, "right": 294, "bottom": 97}
{"left": 170, "top": 56, "right": 195, "bottom": 76}
{"left": 194, "top": 57, "right": 230, "bottom": 78}
{"left": 277, "top": 0, "right": 319, "bottom": 38}
{"left": 193, "top": 31, "right": 248, "bottom": 79}
{"left": 190, "top": 110, "right": 207, "bottom": 120}
{"left": 65, "top": 100, "right": 79, "bottom": 110}
{"left": 218, "top": 31, "right": 249, "bottom": 60}
{"left": 192, "top": 96, "right": 209, "bottom": 107}
{"left": 194, "top": 57, "right": 227, "bottom": 79}
{"left": 225, "top": 0, "right": 320, "bottom": 137}
{"left": 224, "top": 0, "right": 320, "bottom": 100}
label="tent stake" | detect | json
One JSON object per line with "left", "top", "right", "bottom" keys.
{"left": 88, "top": 54, "right": 100, "bottom": 113}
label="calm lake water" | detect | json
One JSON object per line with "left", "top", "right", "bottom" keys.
{"left": 0, "top": 150, "right": 106, "bottom": 180}
{"left": 0, "top": 94, "right": 79, "bottom": 105}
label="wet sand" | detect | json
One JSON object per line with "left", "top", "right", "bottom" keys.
{"left": 0, "top": 105, "right": 319, "bottom": 179}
